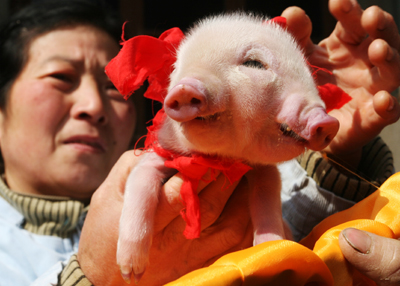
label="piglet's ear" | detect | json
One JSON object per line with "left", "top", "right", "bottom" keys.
{"left": 263, "top": 16, "right": 287, "bottom": 28}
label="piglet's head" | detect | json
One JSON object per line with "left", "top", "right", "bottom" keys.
{"left": 106, "top": 14, "right": 346, "bottom": 165}
{"left": 160, "top": 13, "right": 340, "bottom": 164}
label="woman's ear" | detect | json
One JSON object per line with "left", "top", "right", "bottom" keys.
{"left": 0, "top": 109, "right": 5, "bottom": 140}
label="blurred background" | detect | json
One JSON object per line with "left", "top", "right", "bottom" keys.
{"left": 1, "top": 0, "right": 399, "bottom": 169}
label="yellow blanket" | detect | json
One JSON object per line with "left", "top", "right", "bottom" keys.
{"left": 167, "top": 172, "right": 400, "bottom": 285}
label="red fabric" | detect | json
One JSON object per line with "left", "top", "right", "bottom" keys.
{"left": 165, "top": 154, "right": 251, "bottom": 238}
{"left": 264, "top": 16, "right": 287, "bottom": 28}
{"left": 105, "top": 17, "right": 351, "bottom": 239}
{"left": 105, "top": 27, "right": 185, "bottom": 101}
{"left": 144, "top": 110, "right": 251, "bottom": 238}
{"left": 318, "top": 83, "right": 352, "bottom": 113}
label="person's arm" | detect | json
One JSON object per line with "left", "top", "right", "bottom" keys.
{"left": 71, "top": 150, "right": 252, "bottom": 286}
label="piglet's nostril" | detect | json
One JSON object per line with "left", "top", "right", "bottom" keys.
{"left": 190, "top": 98, "right": 202, "bottom": 105}
{"left": 167, "top": 100, "right": 179, "bottom": 109}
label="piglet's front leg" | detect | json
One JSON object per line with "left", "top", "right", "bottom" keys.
{"left": 117, "top": 152, "right": 176, "bottom": 284}
{"left": 247, "top": 165, "right": 289, "bottom": 245}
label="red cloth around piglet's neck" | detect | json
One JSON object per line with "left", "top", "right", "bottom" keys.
{"left": 144, "top": 108, "right": 251, "bottom": 238}
{"left": 105, "top": 17, "right": 351, "bottom": 239}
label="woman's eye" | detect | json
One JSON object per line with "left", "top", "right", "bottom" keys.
{"left": 50, "top": 73, "right": 73, "bottom": 82}
{"left": 105, "top": 82, "right": 125, "bottom": 100}
{"left": 242, "top": 60, "right": 266, "bottom": 70}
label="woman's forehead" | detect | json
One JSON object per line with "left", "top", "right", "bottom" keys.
{"left": 27, "top": 26, "right": 119, "bottom": 67}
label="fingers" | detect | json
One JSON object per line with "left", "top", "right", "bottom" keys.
{"left": 339, "top": 228, "right": 400, "bottom": 285}
{"left": 155, "top": 170, "right": 239, "bottom": 232}
{"left": 329, "top": 0, "right": 365, "bottom": 44}
{"left": 369, "top": 40, "right": 400, "bottom": 93}
{"left": 373, "top": 90, "right": 400, "bottom": 123}
{"left": 198, "top": 178, "right": 253, "bottom": 265}
{"left": 281, "top": 6, "right": 313, "bottom": 53}
{"left": 362, "top": 6, "right": 400, "bottom": 51}
{"left": 330, "top": 1, "right": 400, "bottom": 49}
{"left": 78, "top": 151, "right": 144, "bottom": 286}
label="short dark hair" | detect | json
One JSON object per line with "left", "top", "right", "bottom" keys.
{"left": 0, "top": 0, "right": 122, "bottom": 110}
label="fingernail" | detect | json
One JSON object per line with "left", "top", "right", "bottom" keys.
{"left": 377, "top": 11, "right": 386, "bottom": 31}
{"left": 386, "top": 45, "right": 394, "bottom": 61}
{"left": 342, "top": 0, "right": 353, "bottom": 13}
{"left": 387, "top": 95, "right": 395, "bottom": 111}
{"left": 342, "top": 228, "right": 372, "bottom": 254}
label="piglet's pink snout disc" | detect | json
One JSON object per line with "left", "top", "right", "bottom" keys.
{"left": 304, "top": 108, "right": 339, "bottom": 151}
{"left": 164, "top": 77, "right": 209, "bottom": 122}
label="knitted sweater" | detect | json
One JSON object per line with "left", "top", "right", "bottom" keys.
{"left": 0, "top": 176, "right": 88, "bottom": 286}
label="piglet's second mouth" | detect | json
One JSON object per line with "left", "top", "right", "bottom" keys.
{"left": 195, "top": 112, "right": 221, "bottom": 121}
{"left": 279, "top": 123, "right": 306, "bottom": 142}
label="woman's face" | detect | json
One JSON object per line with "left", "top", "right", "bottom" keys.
{"left": 0, "top": 26, "right": 136, "bottom": 200}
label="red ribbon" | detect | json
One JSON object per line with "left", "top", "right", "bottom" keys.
{"left": 105, "top": 27, "right": 185, "bottom": 101}
{"left": 105, "top": 17, "right": 351, "bottom": 239}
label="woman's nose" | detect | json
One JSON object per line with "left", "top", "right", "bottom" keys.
{"left": 71, "top": 79, "right": 108, "bottom": 125}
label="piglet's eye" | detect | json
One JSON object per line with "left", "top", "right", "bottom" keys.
{"left": 242, "top": 60, "right": 266, "bottom": 70}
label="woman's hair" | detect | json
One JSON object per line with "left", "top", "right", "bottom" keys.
{"left": 0, "top": 0, "right": 122, "bottom": 110}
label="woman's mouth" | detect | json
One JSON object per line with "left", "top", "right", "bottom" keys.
{"left": 63, "top": 136, "right": 106, "bottom": 152}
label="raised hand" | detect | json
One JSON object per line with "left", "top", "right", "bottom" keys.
{"left": 283, "top": 0, "right": 400, "bottom": 168}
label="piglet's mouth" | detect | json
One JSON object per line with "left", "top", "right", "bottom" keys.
{"left": 195, "top": 112, "right": 221, "bottom": 121}
{"left": 279, "top": 123, "right": 306, "bottom": 143}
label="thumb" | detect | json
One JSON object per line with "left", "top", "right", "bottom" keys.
{"left": 339, "top": 228, "right": 400, "bottom": 285}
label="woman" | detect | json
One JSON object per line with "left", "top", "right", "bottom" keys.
{"left": 0, "top": 1, "right": 137, "bottom": 285}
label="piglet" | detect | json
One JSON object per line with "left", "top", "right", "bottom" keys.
{"left": 107, "top": 12, "right": 341, "bottom": 283}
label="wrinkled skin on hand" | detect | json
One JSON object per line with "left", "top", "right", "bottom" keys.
{"left": 283, "top": 0, "right": 400, "bottom": 169}
{"left": 78, "top": 151, "right": 253, "bottom": 286}
{"left": 339, "top": 228, "right": 400, "bottom": 286}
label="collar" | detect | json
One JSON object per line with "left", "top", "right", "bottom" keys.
{"left": 0, "top": 177, "right": 88, "bottom": 238}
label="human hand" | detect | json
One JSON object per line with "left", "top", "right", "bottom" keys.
{"left": 339, "top": 228, "right": 400, "bottom": 285}
{"left": 282, "top": 0, "right": 400, "bottom": 169}
{"left": 77, "top": 150, "right": 253, "bottom": 286}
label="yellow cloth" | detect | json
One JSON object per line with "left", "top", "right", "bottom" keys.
{"left": 167, "top": 172, "right": 400, "bottom": 286}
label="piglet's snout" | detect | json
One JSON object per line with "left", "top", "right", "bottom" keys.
{"left": 164, "top": 77, "right": 208, "bottom": 122}
{"left": 305, "top": 108, "right": 339, "bottom": 151}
